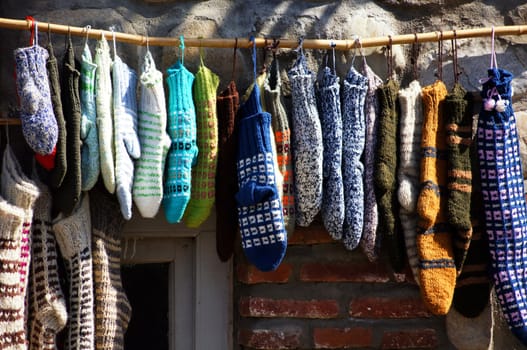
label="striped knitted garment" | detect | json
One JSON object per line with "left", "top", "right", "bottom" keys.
{"left": 360, "top": 62, "right": 383, "bottom": 262}
{"left": 183, "top": 63, "right": 219, "bottom": 228}
{"left": 264, "top": 58, "right": 296, "bottom": 236}
{"left": 477, "top": 67, "right": 527, "bottom": 344}
{"left": 90, "top": 187, "right": 132, "bottom": 350}
{"left": 163, "top": 61, "right": 198, "bottom": 224}
{"left": 80, "top": 42, "right": 100, "bottom": 191}
{"left": 416, "top": 80, "right": 456, "bottom": 315}
{"left": 133, "top": 50, "right": 171, "bottom": 218}
{"left": 397, "top": 80, "right": 423, "bottom": 284}
{"left": 215, "top": 80, "right": 240, "bottom": 261}
{"left": 342, "top": 67, "right": 368, "bottom": 250}
{"left": 316, "top": 66, "right": 344, "bottom": 240}
{"left": 95, "top": 35, "right": 115, "bottom": 194}
{"left": 113, "top": 54, "right": 141, "bottom": 220}
{"left": 53, "top": 194, "right": 95, "bottom": 350}
{"left": 287, "top": 54, "right": 323, "bottom": 227}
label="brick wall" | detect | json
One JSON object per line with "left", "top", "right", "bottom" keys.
{"left": 234, "top": 218, "right": 454, "bottom": 349}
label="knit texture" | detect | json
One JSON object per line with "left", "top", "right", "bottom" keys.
{"left": 90, "top": 187, "right": 132, "bottom": 350}
{"left": 80, "top": 42, "right": 100, "bottom": 191}
{"left": 183, "top": 63, "right": 219, "bottom": 227}
{"left": 287, "top": 54, "right": 323, "bottom": 227}
{"left": 53, "top": 194, "right": 95, "bottom": 350}
{"left": 215, "top": 80, "right": 240, "bottom": 261}
{"left": 360, "top": 62, "right": 383, "bottom": 262}
{"left": 417, "top": 80, "right": 456, "bottom": 315}
{"left": 477, "top": 67, "right": 527, "bottom": 344}
{"left": 113, "top": 55, "right": 141, "bottom": 220}
{"left": 163, "top": 61, "right": 197, "bottom": 223}
{"left": 397, "top": 80, "right": 423, "bottom": 284}
{"left": 133, "top": 51, "right": 171, "bottom": 218}
{"left": 95, "top": 36, "right": 115, "bottom": 194}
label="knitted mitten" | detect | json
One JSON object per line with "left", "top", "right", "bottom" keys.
{"left": 215, "top": 80, "right": 240, "bottom": 261}
{"left": 477, "top": 67, "right": 527, "bottom": 344}
{"left": 397, "top": 80, "right": 423, "bottom": 284}
{"left": 360, "top": 62, "right": 383, "bottom": 262}
{"left": 95, "top": 35, "right": 115, "bottom": 194}
{"left": 183, "top": 63, "right": 219, "bottom": 228}
{"left": 163, "top": 61, "right": 198, "bottom": 223}
{"left": 416, "top": 80, "right": 456, "bottom": 315}
{"left": 342, "top": 67, "right": 368, "bottom": 250}
{"left": 53, "top": 194, "right": 95, "bottom": 350}
{"left": 90, "top": 187, "right": 132, "bottom": 350}
{"left": 133, "top": 51, "right": 171, "bottom": 218}
{"left": 80, "top": 42, "right": 100, "bottom": 191}
{"left": 113, "top": 55, "right": 141, "bottom": 220}
{"left": 287, "top": 54, "right": 323, "bottom": 227}
{"left": 236, "top": 84, "right": 287, "bottom": 272}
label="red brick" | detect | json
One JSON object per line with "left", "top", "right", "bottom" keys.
{"left": 238, "top": 328, "right": 301, "bottom": 349}
{"left": 289, "top": 225, "right": 334, "bottom": 245}
{"left": 349, "top": 297, "right": 431, "bottom": 319}
{"left": 237, "top": 263, "right": 293, "bottom": 284}
{"left": 381, "top": 329, "right": 438, "bottom": 349}
{"left": 313, "top": 327, "right": 373, "bottom": 349}
{"left": 239, "top": 296, "right": 339, "bottom": 318}
{"left": 300, "top": 262, "right": 391, "bottom": 283}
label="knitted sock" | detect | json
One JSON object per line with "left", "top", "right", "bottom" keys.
{"left": 14, "top": 44, "right": 58, "bottom": 155}
{"left": 28, "top": 173, "right": 67, "bottom": 350}
{"left": 183, "top": 63, "right": 219, "bottom": 228}
{"left": 342, "top": 67, "right": 368, "bottom": 250}
{"left": 163, "top": 61, "right": 198, "bottom": 224}
{"left": 133, "top": 50, "right": 171, "bottom": 218}
{"left": 416, "top": 80, "right": 456, "bottom": 315}
{"left": 80, "top": 42, "right": 100, "bottom": 192}
{"left": 375, "top": 79, "right": 405, "bottom": 272}
{"left": 264, "top": 58, "right": 295, "bottom": 237}
{"left": 397, "top": 80, "right": 423, "bottom": 284}
{"left": 287, "top": 54, "right": 323, "bottom": 227}
{"left": 95, "top": 35, "right": 115, "bottom": 194}
{"left": 477, "top": 67, "right": 527, "bottom": 344}
{"left": 215, "top": 80, "right": 240, "bottom": 261}
{"left": 53, "top": 194, "right": 95, "bottom": 350}
{"left": 360, "top": 61, "right": 383, "bottom": 262}
{"left": 236, "top": 84, "right": 287, "bottom": 272}
{"left": 446, "top": 303, "right": 494, "bottom": 350}
{"left": 90, "top": 187, "right": 132, "bottom": 350}
{"left": 446, "top": 83, "right": 473, "bottom": 273}
{"left": 113, "top": 55, "right": 141, "bottom": 220}
{"left": 316, "top": 66, "right": 344, "bottom": 240}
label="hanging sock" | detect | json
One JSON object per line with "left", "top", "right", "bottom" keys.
{"left": 133, "top": 50, "right": 170, "bottom": 218}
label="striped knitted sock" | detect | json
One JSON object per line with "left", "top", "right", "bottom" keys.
{"left": 90, "top": 187, "right": 132, "bottom": 350}
{"left": 416, "top": 80, "right": 456, "bottom": 315}
{"left": 133, "top": 50, "right": 171, "bottom": 218}
{"left": 183, "top": 63, "right": 220, "bottom": 228}
{"left": 53, "top": 194, "right": 95, "bottom": 350}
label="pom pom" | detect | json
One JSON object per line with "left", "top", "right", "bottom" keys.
{"left": 495, "top": 99, "right": 507, "bottom": 112}
{"left": 484, "top": 98, "right": 496, "bottom": 111}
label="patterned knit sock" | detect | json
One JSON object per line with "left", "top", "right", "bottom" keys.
{"left": 316, "top": 66, "right": 344, "bottom": 240}
{"left": 133, "top": 50, "right": 171, "bottom": 218}
{"left": 360, "top": 62, "right": 383, "bottom": 262}
{"left": 287, "top": 54, "right": 323, "bottom": 227}
{"left": 397, "top": 80, "right": 423, "bottom": 284}
{"left": 113, "top": 55, "right": 141, "bottom": 220}
{"left": 80, "top": 42, "right": 100, "bottom": 192}
{"left": 416, "top": 80, "right": 456, "bottom": 315}
{"left": 95, "top": 35, "right": 115, "bottom": 194}
{"left": 53, "top": 194, "right": 95, "bottom": 350}
{"left": 14, "top": 44, "right": 58, "bottom": 155}
{"left": 163, "top": 61, "right": 198, "bottom": 224}
{"left": 236, "top": 84, "right": 287, "bottom": 272}
{"left": 215, "top": 80, "right": 240, "bottom": 261}
{"left": 342, "top": 67, "right": 368, "bottom": 250}
{"left": 183, "top": 63, "right": 219, "bottom": 228}
{"left": 90, "top": 187, "right": 132, "bottom": 350}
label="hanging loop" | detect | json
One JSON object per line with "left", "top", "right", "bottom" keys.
{"left": 179, "top": 35, "right": 185, "bottom": 65}
{"left": 231, "top": 37, "right": 238, "bottom": 81}
{"left": 110, "top": 25, "right": 117, "bottom": 58}
{"left": 249, "top": 35, "right": 257, "bottom": 82}
{"left": 295, "top": 36, "right": 305, "bottom": 56}
{"left": 411, "top": 33, "right": 420, "bottom": 80}
{"left": 25, "top": 16, "right": 36, "bottom": 46}
{"left": 452, "top": 29, "right": 460, "bottom": 83}
{"left": 435, "top": 30, "right": 443, "bottom": 81}
{"left": 198, "top": 36, "right": 205, "bottom": 66}
{"left": 386, "top": 35, "right": 393, "bottom": 79}
{"left": 490, "top": 25, "right": 498, "bottom": 69}
{"left": 84, "top": 25, "right": 91, "bottom": 47}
